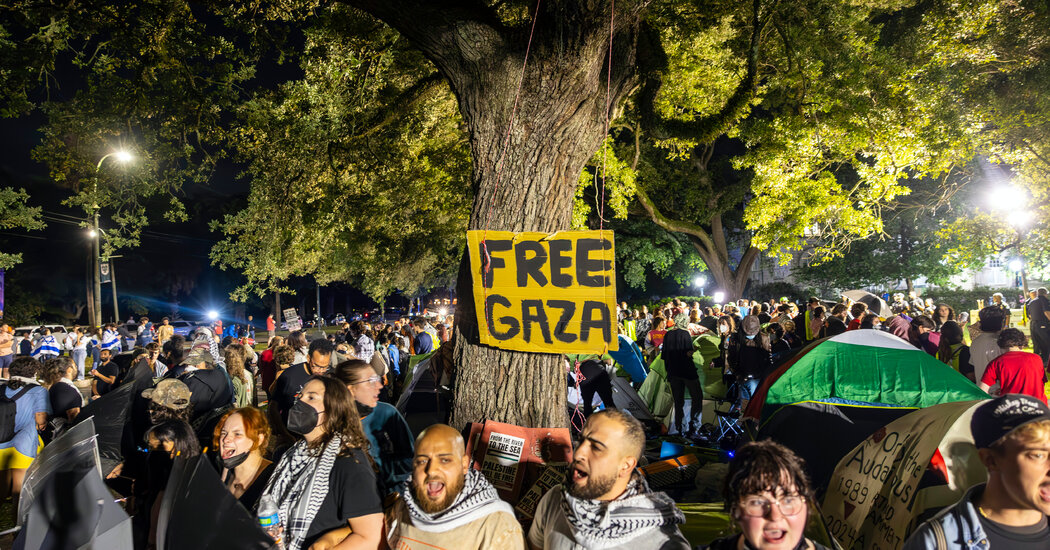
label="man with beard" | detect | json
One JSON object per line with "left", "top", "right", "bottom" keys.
{"left": 904, "top": 394, "right": 1050, "bottom": 549}
{"left": 529, "top": 410, "right": 689, "bottom": 549}
{"left": 386, "top": 424, "right": 525, "bottom": 549}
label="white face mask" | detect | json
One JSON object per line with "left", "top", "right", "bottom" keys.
{"left": 719, "top": 325, "right": 729, "bottom": 334}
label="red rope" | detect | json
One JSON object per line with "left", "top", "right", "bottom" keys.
{"left": 570, "top": 358, "right": 587, "bottom": 432}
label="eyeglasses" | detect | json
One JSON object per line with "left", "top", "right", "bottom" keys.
{"left": 353, "top": 376, "right": 383, "bottom": 386}
{"left": 740, "top": 495, "right": 806, "bottom": 517}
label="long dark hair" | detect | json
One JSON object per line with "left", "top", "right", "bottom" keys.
{"left": 302, "top": 375, "right": 370, "bottom": 457}
{"left": 147, "top": 420, "right": 201, "bottom": 458}
{"left": 937, "top": 320, "right": 965, "bottom": 365}
{"left": 8, "top": 357, "right": 41, "bottom": 389}
{"left": 42, "top": 356, "right": 73, "bottom": 387}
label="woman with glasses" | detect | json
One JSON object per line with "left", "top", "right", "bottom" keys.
{"left": 704, "top": 440, "right": 829, "bottom": 550}
{"left": 332, "top": 359, "right": 414, "bottom": 499}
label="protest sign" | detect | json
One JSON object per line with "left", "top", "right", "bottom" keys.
{"left": 465, "top": 420, "right": 573, "bottom": 504}
{"left": 282, "top": 308, "right": 302, "bottom": 331}
{"left": 822, "top": 400, "right": 985, "bottom": 549}
{"left": 466, "top": 230, "right": 618, "bottom": 353}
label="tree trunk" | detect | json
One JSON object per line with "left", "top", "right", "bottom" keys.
{"left": 348, "top": 0, "right": 642, "bottom": 429}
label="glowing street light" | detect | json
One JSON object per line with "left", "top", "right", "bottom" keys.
{"left": 693, "top": 275, "right": 706, "bottom": 297}
{"left": 207, "top": 310, "right": 219, "bottom": 321}
{"left": 713, "top": 291, "right": 726, "bottom": 304}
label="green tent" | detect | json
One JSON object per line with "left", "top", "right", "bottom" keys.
{"left": 637, "top": 333, "right": 726, "bottom": 427}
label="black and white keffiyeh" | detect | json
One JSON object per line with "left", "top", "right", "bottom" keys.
{"left": 562, "top": 474, "right": 685, "bottom": 548}
{"left": 261, "top": 435, "right": 342, "bottom": 550}
{"left": 399, "top": 469, "right": 514, "bottom": 533}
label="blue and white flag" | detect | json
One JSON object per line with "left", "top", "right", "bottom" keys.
{"left": 100, "top": 329, "right": 121, "bottom": 352}
{"left": 32, "top": 335, "right": 61, "bottom": 359}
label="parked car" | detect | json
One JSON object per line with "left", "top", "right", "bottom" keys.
{"left": 13, "top": 325, "right": 68, "bottom": 338}
{"left": 329, "top": 313, "right": 346, "bottom": 325}
{"left": 170, "top": 320, "right": 195, "bottom": 337}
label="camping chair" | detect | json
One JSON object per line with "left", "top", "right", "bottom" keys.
{"left": 712, "top": 375, "right": 744, "bottom": 449}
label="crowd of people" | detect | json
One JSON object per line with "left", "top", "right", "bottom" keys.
{"left": 0, "top": 289, "right": 1047, "bottom": 549}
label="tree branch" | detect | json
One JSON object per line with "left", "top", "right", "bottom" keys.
{"left": 350, "top": 72, "right": 446, "bottom": 140}
{"left": 634, "top": 185, "right": 716, "bottom": 257}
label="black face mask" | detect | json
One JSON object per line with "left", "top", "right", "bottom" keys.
{"left": 222, "top": 451, "right": 250, "bottom": 470}
{"left": 286, "top": 399, "right": 321, "bottom": 435}
{"left": 355, "top": 401, "right": 375, "bottom": 417}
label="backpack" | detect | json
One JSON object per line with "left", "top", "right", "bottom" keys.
{"left": 0, "top": 385, "right": 34, "bottom": 442}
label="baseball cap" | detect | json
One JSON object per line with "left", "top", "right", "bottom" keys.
{"left": 741, "top": 315, "right": 761, "bottom": 335}
{"left": 181, "top": 347, "right": 215, "bottom": 367}
{"left": 141, "top": 379, "right": 192, "bottom": 410}
{"left": 971, "top": 394, "right": 1050, "bottom": 449}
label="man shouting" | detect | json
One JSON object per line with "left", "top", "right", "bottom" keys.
{"left": 387, "top": 424, "right": 525, "bottom": 549}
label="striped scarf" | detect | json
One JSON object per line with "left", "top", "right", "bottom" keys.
{"left": 399, "top": 469, "right": 511, "bottom": 533}
{"left": 561, "top": 474, "right": 685, "bottom": 549}
{"left": 262, "top": 436, "right": 341, "bottom": 550}
{"left": 31, "top": 335, "right": 60, "bottom": 358}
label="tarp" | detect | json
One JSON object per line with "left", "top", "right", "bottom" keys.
{"left": 156, "top": 454, "right": 276, "bottom": 550}
{"left": 73, "top": 382, "right": 136, "bottom": 476}
{"left": 608, "top": 334, "right": 646, "bottom": 382}
{"left": 843, "top": 290, "right": 892, "bottom": 318}
{"left": 745, "top": 330, "right": 988, "bottom": 422}
{"left": 565, "top": 375, "right": 657, "bottom": 425}
{"left": 396, "top": 357, "right": 449, "bottom": 436}
{"left": 822, "top": 400, "right": 987, "bottom": 549}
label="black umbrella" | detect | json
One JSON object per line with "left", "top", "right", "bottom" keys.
{"left": 843, "top": 289, "right": 892, "bottom": 318}
{"left": 14, "top": 418, "right": 133, "bottom": 549}
{"left": 73, "top": 383, "right": 136, "bottom": 476}
{"left": 156, "top": 454, "right": 276, "bottom": 550}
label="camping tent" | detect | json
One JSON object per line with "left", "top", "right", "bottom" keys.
{"left": 744, "top": 329, "right": 988, "bottom": 491}
{"left": 823, "top": 400, "right": 988, "bottom": 548}
{"left": 566, "top": 374, "right": 657, "bottom": 426}
{"left": 637, "top": 332, "right": 726, "bottom": 428}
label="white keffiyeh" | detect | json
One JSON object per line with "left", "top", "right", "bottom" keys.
{"left": 562, "top": 474, "right": 685, "bottom": 549}
{"left": 399, "top": 469, "right": 514, "bottom": 533}
{"left": 261, "top": 436, "right": 341, "bottom": 550}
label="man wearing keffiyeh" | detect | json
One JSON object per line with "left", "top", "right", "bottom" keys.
{"left": 528, "top": 411, "right": 689, "bottom": 549}
{"left": 387, "top": 424, "right": 525, "bottom": 550}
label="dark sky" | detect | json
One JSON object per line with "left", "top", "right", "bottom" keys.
{"left": 0, "top": 114, "right": 395, "bottom": 325}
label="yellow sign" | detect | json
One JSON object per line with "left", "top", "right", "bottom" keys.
{"left": 467, "top": 230, "right": 618, "bottom": 354}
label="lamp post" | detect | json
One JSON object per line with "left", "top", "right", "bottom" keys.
{"left": 93, "top": 150, "right": 132, "bottom": 325}
{"left": 694, "top": 275, "right": 706, "bottom": 297}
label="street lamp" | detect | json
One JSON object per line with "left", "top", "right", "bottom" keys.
{"left": 987, "top": 182, "right": 1032, "bottom": 297}
{"left": 713, "top": 291, "right": 725, "bottom": 304}
{"left": 91, "top": 150, "right": 133, "bottom": 327}
{"left": 693, "top": 275, "right": 706, "bottom": 296}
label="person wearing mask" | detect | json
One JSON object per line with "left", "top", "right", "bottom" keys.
{"left": 270, "top": 338, "right": 333, "bottom": 422}
{"left": 43, "top": 356, "right": 82, "bottom": 422}
{"left": 333, "top": 359, "right": 414, "bottom": 498}
{"left": 663, "top": 313, "right": 700, "bottom": 436}
{"left": 716, "top": 315, "right": 737, "bottom": 369}
{"left": 214, "top": 407, "right": 276, "bottom": 513}
{"left": 971, "top": 306, "right": 1009, "bottom": 389}
{"left": 859, "top": 312, "right": 882, "bottom": 330}
{"left": 703, "top": 440, "right": 829, "bottom": 550}
{"left": 388, "top": 424, "right": 525, "bottom": 549}
{"left": 30, "top": 327, "right": 60, "bottom": 361}
{"left": 528, "top": 410, "right": 689, "bottom": 549}
{"left": 261, "top": 376, "right": 383, "bottom": 550}
{"left": 937, "top": 320, "right": 972, "bottom": 376}
{"left": 727, "top": 316, "right": 773, "bottom": 402}
{"left": 412, "top": 318, "right": 434, "bottom": 356}
{"left": 979, "top": 329, "right": 1048, "bottom": 404}
{"left": 91, "top": 348, "right": 119, "bottom": 399}
{"left": 177, "top": 347, "right": 234, "bottom": 418}
{"left": 903, "top": 394, "right": 1050, "bottom": 549}
{"left": 0, "top": 357, "right": 49, "bottom": 520}
{"left": 156, "top": 317, "right": 174, "bottom": 345}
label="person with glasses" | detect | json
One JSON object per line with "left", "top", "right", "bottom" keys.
{"left": 333, "top": 359, "right": 414, "bottom": 499}
{"left": 704, "top": 440, "right": 829, "bottom": 550}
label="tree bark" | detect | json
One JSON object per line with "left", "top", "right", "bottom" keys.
{"left": 348, "top": 0, "right": 642, "bottom": 429}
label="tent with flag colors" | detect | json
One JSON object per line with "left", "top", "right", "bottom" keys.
{"left": 744, "top": 329, "right": 988, "bottom": 491}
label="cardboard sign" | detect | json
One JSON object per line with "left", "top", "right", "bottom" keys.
{"left": 465, "top": 420, "right": 573, "bottom": 504}
{"left": 283, "top": 308, "right": 302, "bottom": 332}
{"left": 466, "top": 230, "right": 618, "bottom": 354}
{"left": 822, "top": 401, "right": 982, "bottom": 549}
